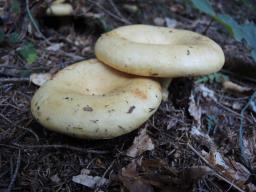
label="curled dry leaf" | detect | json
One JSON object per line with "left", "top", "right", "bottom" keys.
{"left": 126, "top": 128, "right": 154, "bottom": 158}
{"left": 30, "top": 73, "right": 52, "bottom": 86}
{"left": 188, "top": 94, "right": 202, "bottom": 125}
{"left": 223, "top": 80, "right": 251, "bottom": 93}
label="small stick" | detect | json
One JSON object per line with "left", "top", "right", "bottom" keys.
{"left": 107, "top": 0, "right": 131, "bottom": 24}
{"left": 7, "top": 150, "right": 21, "bottom": 192}
{"left": 214, "top": 101, "right": 252, "bottom": 123}
{"left": 25, "top": 0, "right": 50, "bottom": 43}
{"left": 203, "top": 18, "right": 214, "bottom": 35}
{"left": 13, "top": 143, "right": 109, "bottom": 154}
{"left": 0, "top": 77, "right": 30, "bottom": 83}
{"left": 96, "top": 160, "right": 115, "bottom": 191}
{"left": 87, "top": 0, "right": 131, "bottom": 24}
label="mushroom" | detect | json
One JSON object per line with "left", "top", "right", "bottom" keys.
{"left": 31, "top": 59, "right": 162, "bottom": 139}
{"left": 46, "top": 1, "right": 73, "bottom": 16}
{"left": 95, "top": 24, "right": 225, "bottom": 100}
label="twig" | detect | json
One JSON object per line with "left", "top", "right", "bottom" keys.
{"left": 25, "top": 0, "right": 49, "bottom": 43}
{"left": 60, "top": 51, "right": 85, "bottom": 60}
{"left": 221, "top": 69, "right": 256, "bottom": 84}
{"left": 108, "top": 0, "right": 122, "bottom": 17}
{"left": 87, "top": 0, "right": 131, "bottom": 24}
{"left": 187, "top": 143, "right": 245, "bottom": 192}
{"left": 96, "top": 160, "right": 115, "bottom": 190}
{"left": 0, "top": 77, "right": 30, "bottom": 83}
{"left": 18, "top": 127, "right": 40, "bottom": 142}
{"left": 203, "top": 18, "right": 214, "bottom": 35}
{"left": 102, "top": 160, "right": 115, "bottom": 179}
{"left": 13, "top": 143, "right": 109, "bottom": 154}
{"left": 107, "top": 0, "right": 131, "bottom": 24}
{"left": 0, "top": 144, "right": 20, "bottom": 150}
{"left": 7, "top": 150, "right": 21, "bottom": 192}
{"left": 214, "top": 101, "right": 252, "bottom": 123}
{"left": 239, "top": 91, "right": 256, "bottom": 167}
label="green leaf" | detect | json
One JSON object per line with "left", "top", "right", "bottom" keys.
{"left": 195, "top": 72, "right": 228, "bottom": 84}
{"left": 191, "top": 0, "right": 216, "bottom": 17}
{"left": 19, "top": 42, "right": 38, "bottom": 64}
{"left": 9, "top": 32, "right": 21, "bottom": 44}
{"left": 216, "top": 14, "right": 243, "bottom": 41}
{"left": 11, "top": 0, "right": 20, "bottom": 14}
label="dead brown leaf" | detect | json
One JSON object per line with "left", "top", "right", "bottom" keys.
{"left": 126, "top": 128, "right": 154, "bottom": 158}
{"left": 119, "top": 161, "right": 154, "bottom": 192}
{"left": 119, "top": 159, "right": 213, "bottom": 192}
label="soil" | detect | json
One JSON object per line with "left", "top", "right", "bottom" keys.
{"left": 0, "top": 1, "right": 256, "bottom": 192}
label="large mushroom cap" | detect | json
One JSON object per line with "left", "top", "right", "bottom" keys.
{"left": 95, "top": 24, "right": 225, "bottom": 77}
{"left": 31, "top": 59, "right": 162, "bottom": 139}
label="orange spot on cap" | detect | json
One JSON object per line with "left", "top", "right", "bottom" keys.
{"left": 133, "top": 89, "right": 147, "bottom": 100}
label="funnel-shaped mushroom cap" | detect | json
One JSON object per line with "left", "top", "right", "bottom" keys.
{"left": 95, "top": 24, "right": 225, "bottom": 77}
{"left": 31, "top": 59, "right": 162, "bottom": 139}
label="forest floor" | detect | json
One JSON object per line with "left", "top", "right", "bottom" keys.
{"left": 0, "top": 0, "right": 256, "bottom": 191}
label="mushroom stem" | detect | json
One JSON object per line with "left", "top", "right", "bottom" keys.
{"left": 159, "top": 78, "right": 172, "bottom": 101}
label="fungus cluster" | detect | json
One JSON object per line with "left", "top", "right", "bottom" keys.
{"left": 31, "top": 24, "right": 225, "bottom": 139}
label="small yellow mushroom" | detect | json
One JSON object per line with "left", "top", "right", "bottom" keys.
{"left": 46, "top": 3, "right": 73, "bottom": 16}
{"left": 95, "top": 25, "right": 225, "bottom": 100}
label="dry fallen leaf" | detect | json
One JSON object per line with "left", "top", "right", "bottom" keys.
{"left": 46, "top": 43, "right": 63, "bottom": 52}
{"left": 30, "top": 73, "right": 52, "bottom": 86}
{"left": 119, "top": 159, "right": 213, "bottom": 192}
{"left": 72, "top": 169, "right": 109, "bottom": 189}
{"left": 126, "top": 128, "right": 154, "bottom": 158}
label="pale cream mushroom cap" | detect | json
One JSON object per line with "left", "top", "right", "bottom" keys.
{"left": 31, "top": 59, "right": 162, "bottom": 139}
{"left": 95, "top": 24, "right": 225, "bottom": 78}
{"left": 46, "top": 3, "right": 73, "bottom": 16}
